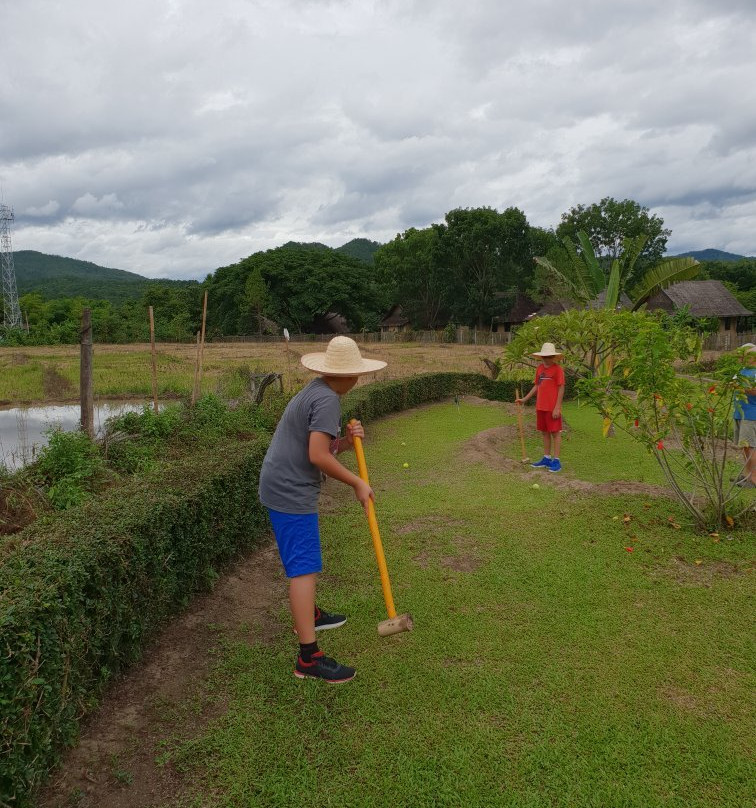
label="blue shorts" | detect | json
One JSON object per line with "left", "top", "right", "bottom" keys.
{"left": 267, "top": 509, "right": 322, "bottom": 578}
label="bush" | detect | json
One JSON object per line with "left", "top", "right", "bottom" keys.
{"left": 0, "top": 437, "right": 270, "bottom": 805}
{"left": 35, "top": 428, "right": 104, "bottom": 510}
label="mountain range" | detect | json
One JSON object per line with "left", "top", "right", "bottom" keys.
{"left": 9, "top": 242, "right": 749, "bottom": 304}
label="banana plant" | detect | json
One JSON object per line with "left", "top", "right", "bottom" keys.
{"left": 535, "top": 231, "right": 700, "bottom": 311}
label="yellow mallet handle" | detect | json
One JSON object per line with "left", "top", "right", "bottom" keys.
{"left": 349, "top": 423, "right": 397, "bottom": 619}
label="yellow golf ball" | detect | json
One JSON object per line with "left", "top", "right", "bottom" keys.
{"left": 403, "top": 462, "right": 409, "bottom": 468}
{"left": 532, "top": 483, "right": 540, "bottom": 489}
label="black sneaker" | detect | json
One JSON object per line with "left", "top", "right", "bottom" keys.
{"left": 314, "top": 607, "right": 347, "bottom": 631}
{"left": 294, "top": 652, "right": 356, "bottom": 683}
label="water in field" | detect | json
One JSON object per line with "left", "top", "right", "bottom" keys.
{"left": 0, "top": 402, "right": 153, "bottom": 471}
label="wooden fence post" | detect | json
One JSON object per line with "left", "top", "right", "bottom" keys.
{"left": 149, "top": 306, "right": 159, "bottom": 413}
{"left": 80, "top": 308, "right": 94, "bottom": 438}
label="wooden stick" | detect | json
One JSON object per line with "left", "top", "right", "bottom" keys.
{"left": 196, "top": 290, "right": 208, "bottom": 396}
{"left": 148, "top": 306, "right": 159, "bottom": 414}
{"left": 191, "top": 331, "right": 201, "bottom": 405}
{"left": 515, "top": 386, "right": 529, "bottom": 462}
{"left": 80, "top": 308, "right": 94, "bottom": 438}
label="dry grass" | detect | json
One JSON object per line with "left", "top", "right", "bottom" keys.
{"left": 0, "top": 341, "right": 499, "bottom": 404}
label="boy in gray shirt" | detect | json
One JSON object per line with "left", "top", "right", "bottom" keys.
{"left": 258, "top": 336, "right": 386, "bottom": 683}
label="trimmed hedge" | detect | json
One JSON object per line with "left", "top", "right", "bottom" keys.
{"left": 0, "top": 371, "right": 575, "bottom": 805}
{"left": 0, "top": 437, "right": 270, "bottom": 805}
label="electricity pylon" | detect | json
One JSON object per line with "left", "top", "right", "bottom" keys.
{"left": 0, "top": 204, "right": 22, "bottom": 329}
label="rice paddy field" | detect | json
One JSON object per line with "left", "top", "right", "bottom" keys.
{"left": 0, "top": 341, "right": 503, "bottom": 405}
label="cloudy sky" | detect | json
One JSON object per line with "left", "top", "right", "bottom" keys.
{"left": 2, "top": 0, "right": 755, "bottom": 280}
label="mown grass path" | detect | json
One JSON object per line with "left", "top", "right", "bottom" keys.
{"left": 123, "top": 402, "right": 756, "bottom": 806}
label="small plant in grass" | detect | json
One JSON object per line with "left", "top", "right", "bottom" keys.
{"left": 580, "top": 324, "right": 754, "bottom": 530}
{"left": 35, "top": 428, "right": 104, "bottom": 509}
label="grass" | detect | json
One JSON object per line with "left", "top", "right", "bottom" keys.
{"left": 154, "top": 402, "right": 755, "bottom": 808}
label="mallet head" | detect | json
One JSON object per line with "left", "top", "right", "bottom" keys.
{"left": 377, "top": 613, "right": 414, "bottom": 637}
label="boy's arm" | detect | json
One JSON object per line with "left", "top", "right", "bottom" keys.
{"left": 553, "top": 384, "right": 565, "bottom": 418}
{"left": 516, "top": 384, "right": 537, "bottom": 403}
{"left": 310, "top": 431, "right": 373, "bottom": 511}
{"left": 330, "top": 420, "right": 365, "bottom": 453}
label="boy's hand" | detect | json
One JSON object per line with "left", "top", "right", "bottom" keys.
{"left": 515, "top": 398, "right": 524, "bottom": 404}
{"left": 354, "top": 479, "right": 374, "bottom": 513}
{"left": 552, "top": 407, "right": 561, "bottom": 418}
{"left": 346, "top": 419, "right": 365, "bottom": 446}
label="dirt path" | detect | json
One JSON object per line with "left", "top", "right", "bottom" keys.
{"left": 36, "top": 543, "right": 288, "bottom": 808}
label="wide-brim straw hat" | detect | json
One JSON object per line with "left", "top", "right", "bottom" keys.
{"left": 301, "top": 336, "right": 387, "bottom": 376}
{"left": 531, "top": 342, "right": 563, "bottom": 358}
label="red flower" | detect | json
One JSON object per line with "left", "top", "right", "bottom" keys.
{"left": 685, "top": 402, "right": 693, "bottom": 410}
{"left": 634, "top": 419, "right": 639, "bottom": 428}
{"left": 625, "top": 547, "right": 634, "bottom": 552}
{"left": 656, "top": 440, "right": 664, "bottom": 450}
{"left": 707, "top": 407, "right": 714, "bottom": 414}
{"left": 708, "top": 385, "right": 716, "bottom": 394}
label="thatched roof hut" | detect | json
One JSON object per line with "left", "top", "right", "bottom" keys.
{"left": 645, "top": 280, "right": 752, "bottom": 318}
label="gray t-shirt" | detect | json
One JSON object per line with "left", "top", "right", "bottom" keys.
{"left": 258, "top": 377, "right": 342, "bottom": 514}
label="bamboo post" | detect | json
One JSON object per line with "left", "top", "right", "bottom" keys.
{"left": 191, "top": 331, "right": 201, "bottom": 405}
{"left": 148, "top": 306, "right": 159, "bottom": 414}
{"left": 191, "top": 291, "right": 208, "bottom": 405}
{"left": 515, "top": 386, "right": 529, "bottom": 463}
{"left": 197, "top": 289, "right": 208, "bottom": 392}
{"left": 80, "top": 308, "right": 94, "bottom": 438}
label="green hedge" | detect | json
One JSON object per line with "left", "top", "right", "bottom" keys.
{"left": 342, "top": 371, "right": 576, "bottom": 421}
{"left": 0, "top": 371, "right": 575, "bottom": 804}
{"left": 0, "top": 437, "right": 270, "bottom": 805}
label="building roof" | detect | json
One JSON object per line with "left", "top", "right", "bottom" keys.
{"left": 648, "top": 280, "right": 752, "bottom": 317}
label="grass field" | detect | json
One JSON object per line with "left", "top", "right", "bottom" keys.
{"left": 150, "top": 401, "right": 754, "bottom": 808}
{"left": 0, "top": 342, "right": 504, "bottom": 405}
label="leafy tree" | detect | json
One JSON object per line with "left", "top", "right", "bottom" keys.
{"left": 207, "top": 245, "right": 387, "bottom": 335}
{"left": 374, "top": 227, "right": 450, "bottom": 329}
{"left": 240, "top": 265, "right": 269, "bottom": 335}
{"left": 556, "top": 197, "right": 671, "bottom": 271}
{"left": 435, "top": 206, "right": 531, "bottom": 328}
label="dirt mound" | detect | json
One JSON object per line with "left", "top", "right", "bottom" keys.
{"left": 458, "top": 426, "right": 670, "bottom": 499}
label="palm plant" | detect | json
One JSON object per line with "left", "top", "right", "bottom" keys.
{"left": 535, "top": 230, "right": 700, "bottom": 311}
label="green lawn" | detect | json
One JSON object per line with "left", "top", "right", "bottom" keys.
{"left": 159, "top": 401, "right": 754, "bottom": 808}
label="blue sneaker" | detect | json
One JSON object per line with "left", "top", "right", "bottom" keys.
{"left": 530, "top": 456, "right": 552, "bottom": 468}
{"left": 548, "top": 458, "right": 562, "bottom": 473}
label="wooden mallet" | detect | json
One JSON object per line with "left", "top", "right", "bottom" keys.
{"left": 515, "top": 387, "right": 529, "bottom": 463}
{"left": 350, "top": 421, "right": 414, "bottom": 637}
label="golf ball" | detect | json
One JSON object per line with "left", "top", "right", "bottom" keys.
{"left": 403, "top": 463, "right": 410, "bottom": 468}
{"left": 532, "top": 483, "right": 540, "bottom": 489}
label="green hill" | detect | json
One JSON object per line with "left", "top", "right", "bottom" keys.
{"left": 13, "top": 251, "right": 150, "bottom": 303}
{"left": 336, "top": 238, "right": 382, "bottom": 264}
{"left": 672, "top": 248, "right": 747, "bottom": 262}
{"left": 11, "top": 251, "right": 194, "bottom": 304}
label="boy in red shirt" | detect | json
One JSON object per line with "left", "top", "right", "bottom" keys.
{"left": 516, "top": 342, "right": 565, "bottom": 472}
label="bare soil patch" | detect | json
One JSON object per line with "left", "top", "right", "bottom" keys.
{"left": 41, "top": 365, "right": 74, "bottom": 399}
{"left": 36, "top": 541, "right": 288, "bottom": 808}
{"left": 651, "top": 555, "right": 750, "bottom": 588}
{"left": 458, "top": 423, "right": 670, "bottom": 499}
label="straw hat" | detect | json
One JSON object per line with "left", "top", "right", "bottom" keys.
{"left": 301, "top": 336, "right": 387, "bottom": 376}
{"left": 531, "top": 342, "right": 563, "bottom": 358}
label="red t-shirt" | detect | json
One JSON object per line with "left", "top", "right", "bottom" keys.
{"left": 534, "top": 363, "right": 565, "bottom": 411}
